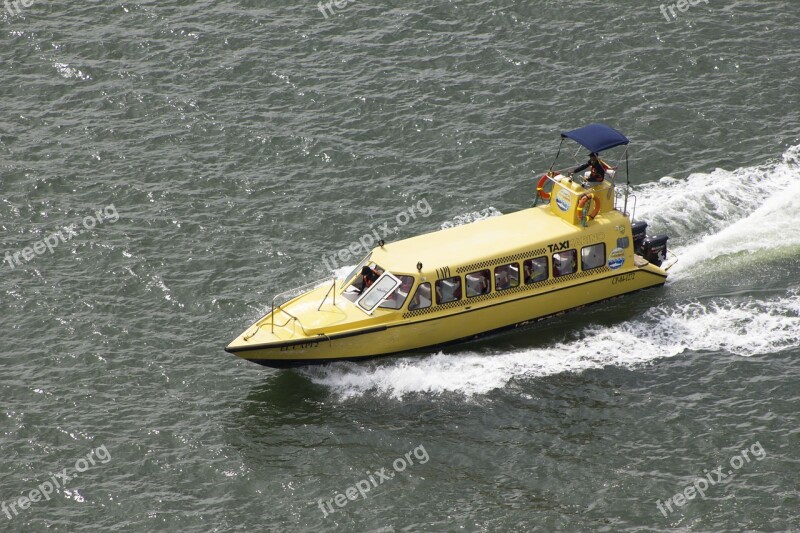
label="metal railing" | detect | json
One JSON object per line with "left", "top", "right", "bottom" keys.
{"left": 269, "top": 277, "right": 336, "bottom": 334}
{"left": 615, "top": 186, "right": 637, "bottom": 219}
{"left": 243, "top": 277, "right": 337, "bottom": 340}
{"left": 317, "top": 278, "right": 337, "bottom": 311}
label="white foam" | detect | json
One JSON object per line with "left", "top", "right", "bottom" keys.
{"left": 634, "top": 145, "right": 800, "bottom": 276}
{"left": 53, "top": 62, "right": 91, "bottom": 80}
{"left": 301, "top": 291, "right": 800, "bottom": 399}
{"left": 332, "top": 265, "right": 355, "bottom": 281}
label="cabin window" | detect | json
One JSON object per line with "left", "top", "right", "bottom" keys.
{"left": 465, "top": 270, "right": 491, "bottom": 298}
{"left": 581, "top": 243, "right": 606, "bottom": 271}
{"left": 379, "top": 275, "right": 415, "bottom": 309}
{"left": 523, "top": 257, "right": 548, "bottom": 284}
{"left": 408, "top": 282, "right": 432, "bottom": 310}
{"left": 435, "top": 276, "right": 462, "bottom": 304}
{"left": 494, "top": 264, "right": 519, "bottom": 291}
{"left": 552, "top": 249, "right": 577, "bottom": 277}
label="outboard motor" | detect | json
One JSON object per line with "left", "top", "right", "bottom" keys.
{"left": 631, "top": 220, "right": 648, "bottom": 255}
{"left": 642, "top": 235, "right": 669, "bottom": 267}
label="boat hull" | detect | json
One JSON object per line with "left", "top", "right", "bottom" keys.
{"left": 226, "top": 265, "right": 667, "bottom": 368}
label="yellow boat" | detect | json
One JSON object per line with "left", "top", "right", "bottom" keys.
{"left": 226, "top": 124, "right": 671, "bottom": 368}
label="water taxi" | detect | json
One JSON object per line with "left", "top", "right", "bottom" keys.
{"left": 226, "top": 124, "right": 671, "bottom": 368}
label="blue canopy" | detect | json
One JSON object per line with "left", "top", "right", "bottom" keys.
{"left": 561, "top": 124, "right": 629, "bottom": 154}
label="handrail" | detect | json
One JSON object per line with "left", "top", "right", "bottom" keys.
{"left": 243, "top": 277, "right": 337, "bottom": 339}
{"left": 317, "top": 278, "right": 337, "bottom": 311}
{"left": 269, "top": 276, "right": 336, "bottom": 334}
{"left": 614, "top": 187, "right": 637, "bottom": 218}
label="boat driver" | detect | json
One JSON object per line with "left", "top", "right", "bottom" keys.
{"left": 360, "top": 265, "right": 380, "bottom": 292}
{"left": 570, "top": 153, "right": 605, "bottom": 184}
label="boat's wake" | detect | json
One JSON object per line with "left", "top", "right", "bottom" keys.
{"left": 299, "top": 290, "right": 800, "bottom": 399}
{"left": 300, "top": 145, "right": 800, "bottom": 400}
{"left": 635, "top": 144, "right": 800, "bottom": 278}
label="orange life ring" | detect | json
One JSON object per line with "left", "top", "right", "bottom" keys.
{"left": 578, "top": 193, "right": 601, "bottom": 225}
{"left": 537, "top": 172, "right": 559, "bottom": 201}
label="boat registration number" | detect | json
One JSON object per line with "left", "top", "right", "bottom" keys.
{"left": 611, "top": 272, "right": 636, "bottom": 285}
{"left": 280, "top": 341, "right": 320, "bottom": 352}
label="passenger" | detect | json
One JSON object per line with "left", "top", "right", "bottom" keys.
{"left": 469, "top": 272, "right": 489, "bottom": 295}
{"left": 524, "top": 260, "right": 546, "bottom": 283}
{"left": 439, "top": 278, "right": 462, "bottom": 301}
{"left": 410, "top": 283, "right": 431, "bottom": 310}
{"left": 570, "top": 153, "right": 605, "bottom": 183}
{"left": 553, "top": 252, "right": 576, "bottom": 276}
{"left": 496, "top": 269, "right": 510, "bottom": 290}
{"left": 410, "top": 293, "right": 420, "bottom": 308}
{"left": 553, "top": 258, "right": 563, "bottom": 277}
{"left": 399, "top": 276, "right": 413, "bottom": 294}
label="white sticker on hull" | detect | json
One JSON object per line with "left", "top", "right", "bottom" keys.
{"left": 556, "top": 189, "right": 571, "bottom": 212}
{"left": 608, "top": 247, "right": 626, "bottom": 270}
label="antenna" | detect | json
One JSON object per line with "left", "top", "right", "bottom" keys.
{"left": 548, "top": 138, "right": 564, "bottom": 173}
{"left": 623, "top": 147, "right": 630, "bottom": 216}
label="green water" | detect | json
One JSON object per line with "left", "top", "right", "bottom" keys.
{"left": 1, "top": 1, "right": 799, "bottom": 531}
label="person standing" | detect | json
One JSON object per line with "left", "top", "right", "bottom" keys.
{"left": 570, "top": 153, "right": 606, "bottom": 183}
